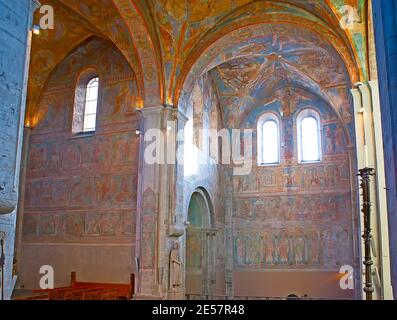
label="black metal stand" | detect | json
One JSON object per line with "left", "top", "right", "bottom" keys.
{"left": 358, "top": 167, "right": 375, "bottom": 300}
{"left": 0, "top": 238, "right": 5, "bottom": 301}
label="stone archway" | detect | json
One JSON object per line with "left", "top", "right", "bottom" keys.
{"left": 185, "top": 189, "right": 216, "bottom": 298}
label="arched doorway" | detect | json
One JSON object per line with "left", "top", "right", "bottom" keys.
{"left": 185, "top": 189, "right": 216, "bottom": 297}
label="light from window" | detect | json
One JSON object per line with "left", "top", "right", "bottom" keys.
{"left": 83, "top": 77, "right": 99, "bottom": 132}
{"left": 300, "top": 116, "right": 320, "bottom": 162}
{"left": 262, "top": 120, "right": 279, "bottom": 164}
{"left": 184, "top": 118, "right": 198, "bottom": 176}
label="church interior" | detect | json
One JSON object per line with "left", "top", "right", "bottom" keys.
{"left": 0, "top": 0, "right": 397, "bottom": 301}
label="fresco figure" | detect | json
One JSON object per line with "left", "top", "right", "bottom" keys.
{"left": 263, "top": 234, "right": 274, "bottom": 265}
{"left": 278, "top": 233, "right": 290, "bottom": 265}
{"left": 170, "top": 241, "right": 183, "bottom": 289}
{"left": 294, "top": 235, "right": 305, "bottom": 265}
{"left": 235, "top": 236, "right": 245, "bottom": 265}
{"left": 335, "top": 125, "right": 345, "bottom": 152}
{"left": 325, "top": 126, "right": 334, "bottom": 154}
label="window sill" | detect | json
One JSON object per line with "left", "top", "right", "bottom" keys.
{"left": 257, "top": 162, "right": 280, "bottom": 167}
{"left": 71, "top": 131, "right": 96, "bottom": 139}
{"left": 298, "top": 160, "right": 322, "bottom": 165}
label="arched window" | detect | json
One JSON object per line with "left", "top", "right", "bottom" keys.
{"left": 297, "top": 109, "right": 322, "bottom": 163}
{"left": 184, "top": 118, "right": 198, "bottom": 176}
{"left": 72, "top": 68, "right": 100, "bottom": 135}
{"left": 83, "top": 77, "right": 99, "bottom": 132}
{"left": 257, "top": 113, "right": 280, "bottom": 165}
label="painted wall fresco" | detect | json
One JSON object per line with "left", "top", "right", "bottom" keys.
{"left": 175, "top": 17, "right": 361, "bottom": 297}
{"left": 179, "top": 18, "right": 359, "bottom": 296}
{"left": 181, "top": 73, "right": 226, "bottom": 296}
{"left": 21, "top": 0, "right": 370, "bottom": 298}
{"left": 20, "top": 37, "right": 139, "bottom": 288}
{"left": 227, "top": 88, "right": 358, "bottom": 298}
{"left": 229, "top": 87, "right": 357, "bottom": 277}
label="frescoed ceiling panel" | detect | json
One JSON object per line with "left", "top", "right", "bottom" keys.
{"left": 56, "top": 0, "right": 149, "bottom": 102}
{"left": 27, "top": 0, "right": 369, "bottom": 126}
{"left": 207, "top": 24, "right": 352, "bottom": 127}
{"left": 326, "top": 0, "right": 368, "bottom": 80}
{"left": 27, "top": 0, "right": 157, "bottom": 126}
{"left": 146, "top": 0, "right": 368, "bottom": 105}
{"left": 27, "top": 0, "right": 94, "bottom": 126}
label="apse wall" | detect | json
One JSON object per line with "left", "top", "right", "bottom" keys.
{"left": 180, "top": 73, "right": 226, "bottom": 296}
{"left": 18, "top": 38, "right": 139, "bottom": 289}
{"left": 231, "top": 87, "right": 359, "bottom": 299}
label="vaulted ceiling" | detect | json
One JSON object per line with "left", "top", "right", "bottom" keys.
{"left": 209, "top": 24, "right": 351, "bottom": 127}
{"left": 27, "top": 0, "right": 369, "bottom": 127}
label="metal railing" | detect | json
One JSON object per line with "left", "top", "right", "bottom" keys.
{"left": 186, "top": 294, "right": 348, "bottom": 301}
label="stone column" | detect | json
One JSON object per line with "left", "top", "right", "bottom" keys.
{"left": 0, "top": 0, "right": 40, "bottom": 300}
{"left": 351, "top": 83, "right": 394, "bottom": 299}
{"left": 134, "top": 105, "right": 187, "bottom": 300}
{"left": 372, "top": 0, "right": 397, "bottom": 299}
{"left": 224, "top": 169, "right": 234, "bottom": 297}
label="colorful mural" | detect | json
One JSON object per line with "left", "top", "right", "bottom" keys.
{"left": 22, "top": 0, "right": 370, "bottom": 297}
{"left": 176, "top": 13, "right": 359, "bottom": 295}
{"left": 227, "top": 88, "right": 357, "bottom": 273}
{"left": 20, "top": 37, "right": 139, "bottom": 287}
{"left": 27, "top": 0, "right": 368, "bottom": 124}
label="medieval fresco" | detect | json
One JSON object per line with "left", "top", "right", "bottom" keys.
{"left": 20, "top": 37, "right": 139, "bottom": 286}
{"left": 222, "top": 88, "right": 355, "bottom": 272}
{"left": 181, "top": 73, "right": 226, "bottom": 295}
{"left": 166, "top": 13, "right": 361, "bottom": 298}
{"left": 16, "top": 0, "right": 372, "bottom": 298}
{"left": 26, "top": 0, "right": 367, "bottom": 118}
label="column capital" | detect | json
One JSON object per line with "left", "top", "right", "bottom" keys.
{"left": 139, "top": 105, "right": 165, "bottom": 116}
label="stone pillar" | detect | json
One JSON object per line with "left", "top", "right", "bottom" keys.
{"left": 13, "top": 127, "right": 31, "bottom": 283}
{"left": 372, "top": 0, "right": 397, "bottom": 299}
{"left": 167, "top": 107, "right": 188, "bottom": 300}
{"left": 134, "top": 105, "right": 187, "bottom": 300}
{"left": 224, "top": 169, "right": 234, "bottom": 297}
{"left": 0, "top": 0, "right": 39, "bottom": 213}
{"left": 0, "top": 0, "right": 40, "bottom": 299}
{"left": 351, "top": 83, "right": 394, "bottom": 299}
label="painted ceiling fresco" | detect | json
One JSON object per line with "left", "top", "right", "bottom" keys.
{"left": 27, "top": 0, "right": 94, "bottom": 127}
{"left": 327, "top": 0, "right": 368, "bottom": 79}
{"left": 148, "top": 0, "right": 367, "bottom": 104}
{"left": 208, "top": 24, "right": 351, "bottom": 127}
{"left": 27, "top": 0, "right": 370, "bottom": 126}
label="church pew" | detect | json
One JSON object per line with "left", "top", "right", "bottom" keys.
{"left": 14, "top": 272, "right": 135, "bottom": 300}
{"left": 100, "top": 289, "right": 119, "bottom": 300}
{"left": 71, "top": 272, "right": 134, "bottom": 300}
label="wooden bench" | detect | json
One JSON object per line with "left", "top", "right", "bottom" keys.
{"left": 14, "top": 272, "right": 135, "bottom": 300}
{"left": 71, "top": 272, "right": 134, "bottom": 300}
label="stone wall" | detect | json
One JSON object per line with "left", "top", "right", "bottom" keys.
{"left": 18, "top": 37, "right": 139, "bottom": 289}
